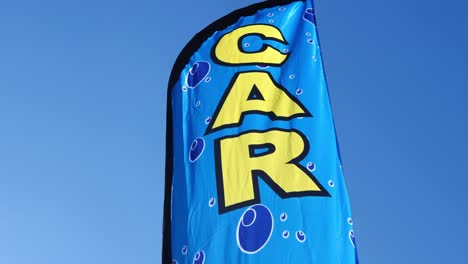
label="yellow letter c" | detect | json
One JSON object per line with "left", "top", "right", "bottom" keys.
{"left": 212, "top": 24, "right": 289, "bottom": 66}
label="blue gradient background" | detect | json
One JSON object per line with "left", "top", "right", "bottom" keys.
{"left": 0, "top": 0, "right": 466, "bottom": 263}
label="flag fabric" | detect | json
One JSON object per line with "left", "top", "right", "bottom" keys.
{"left": 163, "top": 0, "right": 358, "bottom": 263}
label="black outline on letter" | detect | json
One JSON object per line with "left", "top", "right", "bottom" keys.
{"left": 211, "top": 24, "right": 290, "bottom": 67}
{"left": 247, "top": 84, "right": 265, "bottom": 101}
{"left": 248, "top": 143, "right": 276, "bottom": 157}
{"left": 205, "top": 71, "right": 312, "bottom": 135}
{"left": 214, "top": 128, "right": 331, "bottom": 214}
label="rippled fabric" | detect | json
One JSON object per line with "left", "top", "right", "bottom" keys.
{"left": 163, "top": 1, "right": 358, "bottom": 263}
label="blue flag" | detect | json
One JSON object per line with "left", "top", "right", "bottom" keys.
{"left": 163, "top": 0, "right": 358, "bottom": 263}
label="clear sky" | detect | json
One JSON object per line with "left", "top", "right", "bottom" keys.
{"left": 0, "top": 0, "right": 467, "bottom": 263}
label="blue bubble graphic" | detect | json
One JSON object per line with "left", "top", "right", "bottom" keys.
{"left": 306, "top": 32, "right": 311, "bottom": 36}
{"left": 172, "top": 260, "right": 178, "bottom": 264}
{"left": 189, "top": 138, "right": 205, "bottom": 162}
{"left": 256, "top": 65, "right": 270, "bottom": 69}
{"left": 349, "top": 230, "right": 356, "bottom": 248}
{"left": 303, "top": 8, "right": 316, "bottom": 25}
{"left": 193, "top": 250, "right": 205, "bottom": 264}
{"left": 296, "top": 230, "right": 306, "bottom": 242}
{"left": 186, "top": 61, "right": 210, "bottom": 88}
{"left": 328, "top": 180, "right": 335, "bottom": 187}
{"left": 307, "top": 38, "right": 314, "bottom": 44}
{"left": 312, "top": 56, "right": 317, "bottom": 62}
{"left": 204, "top": 116, "right": 212, "bottom": 124}
{"left": 268, "top": 19, "right": 274, "bottom": 23}
{"left": 283, "top": 48, "right": 289, "bottom": 53}
{"left": 278, "top": 7, "right": 286, "bottom": 11}
{"left": 296, "top": 88, "right": 303, "bottom": 95}
{"left": 289, "top": 74, "right": 295, "bottom": 79}
{"left": 347, "top": 217, "right": 353, "bottom": 225}
{"left": 195, "top": 101, "right": 201, "bottom": 107}
{"left": 280, "top": 213, "right": 287, "bottom": 222}
{"left": 237, "top": 204, "right": 274, "bottom": 254}
{"left": 282, "top": 230, "right": 289, "bottom": 238}
{"left": 307, "top": 162, "right": 316, "bottom": 172}
{"left": 208, "top": 198, "right": 216, "bottom": 207}
{"left": 205, "top": 76, "right": 211, "bottom": 82}
{"left": 267, "top": 13, "right": 274, "bottom": 17}
{"left": 182, "top": 245, "right": 188, "bottom": 255}
{"left": 182, "top": 86, "right": 188, "bottom": 92}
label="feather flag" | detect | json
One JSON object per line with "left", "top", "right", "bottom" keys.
{"left": 163, "top": 0, "right": 358, "bottom": 263}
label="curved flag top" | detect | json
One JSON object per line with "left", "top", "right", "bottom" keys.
{"left": 163, "top": 0, "right": 358, "bottom": 263}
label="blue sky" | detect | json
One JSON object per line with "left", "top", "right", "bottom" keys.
{"left": 0, "top": 0, "right": 467, "bottom": 263}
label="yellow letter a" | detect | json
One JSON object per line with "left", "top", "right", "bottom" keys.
{"left": 206, "top": 71, "right": 311, "bottom": 134}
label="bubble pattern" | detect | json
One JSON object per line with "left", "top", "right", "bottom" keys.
{"left": 303, "top": 8, "right": 316, "bottom": 25}
{"left": 296, "top": 230, "right": 306, "bottom": 243}
{"left": 208, "top": 198, "right": 216, "bottom": 207}
{"left": 193, "top": 250, "right": 205, "bottom": 264}
{"left": 189, "top": 138, "right": 205, "bottom": 162}
{"left": 237, "top": 204, "right": 274, "bottom": 254}
{"left": 186, "top": 61, "right": 210, "bottom": 88}
{"left": 280, "top": 213, "right": 287, "bottom": 222}
{"left": 349, "top": 230, "right": 356, "bottom": 248}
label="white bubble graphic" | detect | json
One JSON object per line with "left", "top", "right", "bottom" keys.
{"left": 280, "top": 213, "right": 287, "bottom": 222}
{"left": 296, "top": 230, "right": 306, "bottom": 243}
{"left": 208, "top": 198, "right": 216, "bottom": 207}
{"left": 307, "top": 162, "right": 316, "bottom": 172}
{"left": 182, "top": 245, "right": 188, "bottom": 255}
